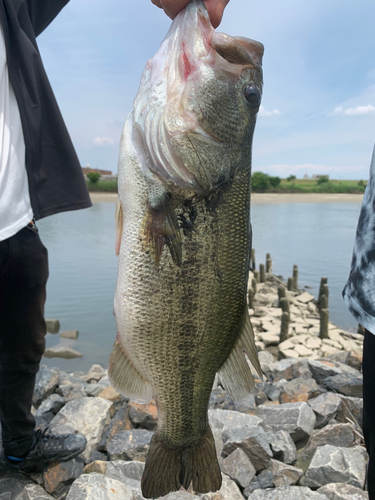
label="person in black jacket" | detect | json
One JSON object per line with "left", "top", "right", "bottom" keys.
{"left": 0, "top": 0, "right": 91, "bottom": 471}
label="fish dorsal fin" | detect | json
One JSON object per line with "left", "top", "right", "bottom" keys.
{"left": 218, "top": 307, "right": 262, "bottom": 401}
{"left": 108, "top": 339, "right": 153, "bottom": 403}
{"left": 115, "top": 199, "right": 123, "bottom": 257}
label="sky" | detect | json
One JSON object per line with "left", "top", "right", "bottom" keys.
{"left": 37, "top": 0, "right": 375, "bottom": 180}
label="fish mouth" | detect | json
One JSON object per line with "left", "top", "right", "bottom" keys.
{"left": 210, "top": 33, "right": 264, "bottom": 68}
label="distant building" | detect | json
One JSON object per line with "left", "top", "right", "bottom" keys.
{"left": 312, "top": 174, "right": 329, "bottom": 180}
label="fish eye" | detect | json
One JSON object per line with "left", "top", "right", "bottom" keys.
{"left": 244, "top": 84, "right": 261, "bottom": 108}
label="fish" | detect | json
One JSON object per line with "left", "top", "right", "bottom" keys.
{"left": 109, "top": 1, "right": 264, "bottom": 497}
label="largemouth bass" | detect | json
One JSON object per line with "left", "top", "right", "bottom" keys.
{"left": 109, "top": 1, "right": 264, "bottom": 497}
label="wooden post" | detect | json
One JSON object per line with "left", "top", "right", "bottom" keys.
{"left": 248, "top": 288, "right": 254, "bottom": 309}
{"left": 259, "top": 264, "right": 265, "bottom": 283}
{"left": 293, "top": 265, "right": 298, "bottom": 290}
{"left": 279, "top": 297, "right": 290, "bottom": 315}
{"left": 278, "top": 285, "right": 286, "bottom": 305}
{"left": 319, "top": 286, "right": 329, "bottom": 339}
{"left": 318, "top": 277, "right": 328, "bottom": 310}
{"left": 280, "top": 311, "right": 290, "bottom": 343}
{"left": 251, "top": 278, "right": 257, "bottom": 295}
{"left": 253, "top": 270, "right": 260, "bottom": 283}
{"left": 251, "top": 249, "right": 256, "bottom": 271}
{"left": 266, "top": 253, "right": 272, "bottom": 273}
{"left": 287, "top": 277, "right": 294, "bottom": 291}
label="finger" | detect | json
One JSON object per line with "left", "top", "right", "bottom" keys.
{"left": 160, "top": 0, "right": 191, "bottom": 19}
{"left": 204, "top": 0, "right": 230, "bottom": 28}
{"left": 151, "top": 0, "right": 163, "bottom": 8}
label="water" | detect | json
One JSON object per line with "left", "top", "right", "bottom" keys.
{"left": 38, "top": 199, "right": 362, "bottom": 372}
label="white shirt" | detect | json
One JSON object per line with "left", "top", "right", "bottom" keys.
{"left": 0, "top": 22, "right": 33, "bottom": 242}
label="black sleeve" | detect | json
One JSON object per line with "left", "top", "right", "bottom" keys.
{"left": 25, "top": 0, "right": 70, "bottom": 37}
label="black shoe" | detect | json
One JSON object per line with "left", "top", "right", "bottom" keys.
{"left": 0, "top": 429, "right": 87, "bottom": 473}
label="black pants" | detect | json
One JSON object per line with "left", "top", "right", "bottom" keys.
{"left": 0, "top": 224, "right": 48, "bottom": 456}
{"left": 363, "top": 329, "right": 375, "bottom": 497}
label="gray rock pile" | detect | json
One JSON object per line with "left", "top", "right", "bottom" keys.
{"left": 1, "top": 273, "right": 368, "bottom": 499}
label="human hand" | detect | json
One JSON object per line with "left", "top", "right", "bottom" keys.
{"left": 151, "top": 0, "right": 230, "bottom": 29}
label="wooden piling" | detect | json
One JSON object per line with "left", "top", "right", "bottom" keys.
{"left": 280, "top": 311, "right": 290, "bottom": 343}
{"left": 319, "top": 281, "right": 329, "bottom": 339}
{"left": 287, "top": 277, "right": 294, "bottom": 291}
{"left": 279, "top": 297, "right": 290, "bottom": 315}
{"left": 318, "top": 277, "right": 328, "bottom": 310}
{"left": 248, "top": 288, "right": 254, "bottom": 309}
{"left": 251, "top": 249, "right": 256, "bottom": 271}
{"left": 259, "top": 264, "right": 265, "bottom": 283}
{"left": 266, "top": 253, "right": 272, "bottom": 273}
{"left": 293, "top": 265, "right": 298, "bottom": 290}
{"left": 251, "top": 278, "right": 257, "bottom": 295}
{"left": 253, "top": 270, "right": 260, "bottom": 283}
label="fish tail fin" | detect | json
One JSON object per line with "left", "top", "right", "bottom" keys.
{"left": 141, "top": 427, "right": 222, "bottom": 498}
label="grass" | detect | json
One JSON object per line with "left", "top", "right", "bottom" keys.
{"left": 86, "top": 180, "right": 118, "bottom": 193}
{"left": 276, "top": 179, "right": 367, "bottom": 194}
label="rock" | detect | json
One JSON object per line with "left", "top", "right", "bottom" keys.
{"left": 296, "top": 423, "right": 358, "bottom": 471}
{"left": 57, "top": 384, "right": 87, "bottom": 401}
{"left": 60, "top": 330, "right": 79, "bottom": 340}
{"left": 84, "top": 365, "right": 106, "bottom": 383}
{"left": 35, "top": 394, "right": 65, "bottom": 417}
{"left": 43, "top": 345, "right": 83, "bottom": 359}
{"left": 0, "top": 472, "right": 55, "bottom": 499}
{"left": 106, "top": 430, "right": 153, "bottom": 461}
{"left": 301, "top": 444, "right": 367, "bottom": 488}
{"left": 222, "top": 425, "right": 273, "bottom": 471}
{"left": 266, "top": 430, "right": 297, "bottom": 464}
{"left": 200, "top": 473, "right": 244, "bottom": 500}
{"left": 89, "top": 450, "right": 108, "bottom": 462}
{"left": 128, "top": 400, "right": 158, "bottom": 430}
{"left": 46, "top": 319, "right": 60, "bottom": 334}
{"left": 49, "top": 397, "right": 113, "bottom": 462}
{"left": 163, "top": 493, "right": 199, "bottom": 499}
{"left": 307, "top": 360, "right": 342, "bottom": 385}
{"left": 243, "top": 470, "right": 273, "bottom": 495}
{"left": 33, "top": 365, "right": 60, "bottom": 407}
{"left": 323, "top": 372, "right": 363, "bottom": 398}
{"left": 258, "top": 332, "right": 280, "bottom": 346}
{"left": 105, "top": 460, "right": 145, "bottom": 482}
{"left": 98, "top": 387, "right": 121, "bottom": 402}
{"left": 43, "top": 458, "right": 84, "bottom": 499}
{"left": 245, "top": 485, "right": 330, "bottom": 499}
{"left": 99, "top": 405, "right": 131, "bottom": 451}
{"left": 83, "top": 461, "right": 108, "bottom": 475}
{"left": 66, "top": 473, "right": 134, "bottom": 500}
{"left": 220, "top": 448, "right": 256, "bottom": 488}
{"left": 346, "top": 350, "right": 363, "bottom": 371}
{"left": 306, "top": 337, "right": 322, "bottom": 350}
{"left": 268, "top": 359, "right": 311, "bottom": 382}
{"left": 317, "top": 482, "right": 369, "bottom": 499}
{"left": 276, "top": 377, "right": 321, "bottom": 403}
{"left": 255, "top": 402, "right": 316, "bottom": 441}
{"left": 296, "top": 292, "right": 315, "bottom": 304}
{"left": 84, "top": 384, "right": 104, "bottom": 398}
{"left": 336, "top": 395, "right": 363, "bottom": 428}
{"left": 209, "top": 388, "right": 235, "bottom": 410}
{"left": 266, "top": 459, "right": 303, "bottom": 487}
{"left": 233, "top": 394, "right": 256, "bottom": 413}
{"left": 307, "top": 393, "right": 343, "bottom": 428}
{"left": 208, "top": 409, "right": 262, "bottom": 431}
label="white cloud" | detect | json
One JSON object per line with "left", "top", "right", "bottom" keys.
{"left": 331, "top": 104, "right": 375, "bottom": 116}
{"left": 93, "top": 137, "right": 115, "bottom": 147}
{"left": 258, "top": 105, "right": 281, "bottom": 117}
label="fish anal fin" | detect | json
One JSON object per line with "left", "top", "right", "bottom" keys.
{"left": 219, "top": 308, "right": 262, "bottom": 401}
{"left": 108, "top": 339, "right": 153, "bottom": 403}
{"left": 142, "top": 195, "right": 182, "bottom": 267}
{"left": 115, "top": 200, "right": 123, "bottom": 257}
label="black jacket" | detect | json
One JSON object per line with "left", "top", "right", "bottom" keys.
{"left": 0, "top": 0, "right": 92, "bottom": 220}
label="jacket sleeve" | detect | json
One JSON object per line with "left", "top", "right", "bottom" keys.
{"left": 25, "top": 0, "right": 70, "bottom": 37}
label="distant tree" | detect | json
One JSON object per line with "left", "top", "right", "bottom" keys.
{"left": 87, "top": 172, "right": 101, "bottom": 183}
{"left": 358, "top": 180, "right": 365, "bottom": 187}
{"left": 269, "top": 176, "right": 281, "bottom": 188}
{"left": 287, "top": 175, "right": 296, "bottom": 182}
{"left": 317, "top": 176, "right": 329, "bottom": 185}
{"left": 251, "top": 172, "right": 270, "bottom": 191}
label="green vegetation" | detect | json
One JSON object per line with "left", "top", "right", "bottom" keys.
{"left": 86, "top": 180, "right": 118, "bottom": 192}
{"left": 251, "top": 172, "right": 367, "bottom": 193}
{"left": 87, "top": 172, "right": 101, "bottom": 183}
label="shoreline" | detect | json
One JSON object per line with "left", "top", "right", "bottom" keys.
{"left": 89, "top": 192, "right": 364, "bottom": 204}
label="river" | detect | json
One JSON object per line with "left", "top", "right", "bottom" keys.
{"left": 38, "top": 195, "right": 363, "bottom": 372}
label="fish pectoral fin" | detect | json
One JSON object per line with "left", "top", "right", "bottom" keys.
{"left": 108, "top": 339, "right": 153, "bottom": 403}
{"left": 142, "top": 195, "right": 182, "bottom": 267}
{"left": 115, "top": 200, "right": 123, "bottom": 257}
{"left": 218, "top": 308, "right": 263, "bottom": 401}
